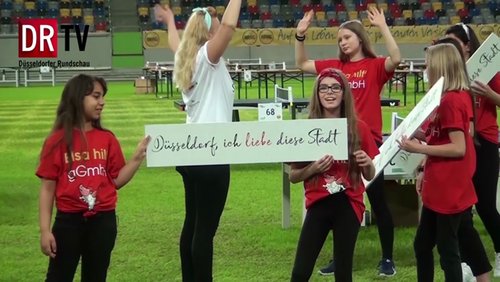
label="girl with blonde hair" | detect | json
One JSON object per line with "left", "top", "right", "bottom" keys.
{"left": 295, "top": 7, "right": 401, "bottom": 276}
{"left": 154, "top": 1, "right": 240, "bottom": 280}
{"left": 399, "top": 43, "right": 478, "bottom": 281}
{"left": 290, "top": 68, "right": 378, "bottom": 282}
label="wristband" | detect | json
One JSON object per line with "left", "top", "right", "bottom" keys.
{"left": 295, "top": 33, "right": 306, "bottom": 42}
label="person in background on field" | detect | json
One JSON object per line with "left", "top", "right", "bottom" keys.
{"left": 295, "top": 7, "right": 401, "bottom": 276}
{"left": 289, "top": 68, "right": 378, "bottom": 282}
{"left": 398, "top": 43, "right": 477, "bottom": 281}
{"left": 445, "top": 23, "right": 500, "bottom": 279}
{"left": 37, "top": 74, "right": 150, "bottom": 282}
{"left": 154, "top": 1, "right": 240, "bottom": 281}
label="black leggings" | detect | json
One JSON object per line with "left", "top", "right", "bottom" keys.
{"left": 291, "top": 192, "right": 360, "bottom": 282}
{"left": 458, "top": 208, "right": 492, "bottom": 276}
{"left": 366, "top": 140, "right": 394, "bottom": 260}
{"left": 414, "top": 206, "right": 464, "bottom": 282}
{"left": 176, "top": 165, "right": 230, "bottom": 282}
{"left": 45, "top": 210, "right": 117, "bottom": 282}
{"left": 472, "top": 135, "right": 500, "bottom": 252}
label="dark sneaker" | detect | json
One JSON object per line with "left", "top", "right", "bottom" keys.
{"left": 378, "top": 259, "right": 396, "bottom": 276}
{"left": 318, "top": 260, "right": 335, "bottom": 276}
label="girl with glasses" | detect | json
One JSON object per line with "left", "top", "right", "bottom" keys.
{"left": 295, "top": 7, "right": 401, "bottom": 276}
{"left": 289, "top": 68, "right": 378, "bottom": 282}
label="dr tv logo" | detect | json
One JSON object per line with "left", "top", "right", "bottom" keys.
{"left": 18, "top": 19, "right": 89, "bottom": 58}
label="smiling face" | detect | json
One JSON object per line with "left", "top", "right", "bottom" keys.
{"left": 318, "top": 76, "right": 343, "bottom": 117}
{"left": 83, "top": 81, "right": 105, "bottom": 126}
{"left": 338, "top": 28, "right": 362, "bottom": 58}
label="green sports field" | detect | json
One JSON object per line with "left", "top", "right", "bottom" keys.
{"left": 0, "top": 78, "right": 498, "bottom": 281}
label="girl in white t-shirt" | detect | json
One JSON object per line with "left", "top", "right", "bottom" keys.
{"left": 155, "top": 1, "right": 240, "bottom": 281}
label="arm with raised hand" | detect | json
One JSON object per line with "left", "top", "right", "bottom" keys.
{"left": 154, "top": 4, "right": 180, "bottom": 52}
{"left": 207, "top": 0, "right": 242, "bottom": 63}
{"left": 114, "top": 136, "right": 151, "bottom": 189}
{"left": 368, "top": 7, "right": 401, "bottom": 72}
{"left": 295, "top": 10, "right": 317, "bottom": 74}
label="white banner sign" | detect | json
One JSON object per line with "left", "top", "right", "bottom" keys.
{"left": 467, "top": 32, "right": 499, "bottom": 84}
{"left": 145, "top": 119, "right": 348, "bottom": 167}
{"left": 365, "top": 77, "right": 444, "bottom": 187}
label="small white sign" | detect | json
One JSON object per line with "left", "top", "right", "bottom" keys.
{"left": 258, "top": 103, "right": 283, "bottom": 121}
{"left": 40, "top": 66, "right": 50, "bottom": 73}
{"left": 365, "top": 77, "right": 444, "bottom": 187}
{"left": 467, "top": 32, "right": 499, "bottom": 84}
{"left": 384, "top": 151, "right": 425, "bottom": 178}
{"left": 146, "top": 119, "right": 348, "bottom": 167}
{"left": 243, "top": 70, "right": 252, "bottom": 82}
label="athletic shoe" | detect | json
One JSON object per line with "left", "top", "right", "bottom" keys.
{"left": 494, "top": 252, "right": 500, "bottom": 277}
{"left": 318, "top": 260, "right": 335, "bottom": 276}
{"left": 378, "top": 258, "right": 396, "bottom": 277}
{"left": 461, "top": 262, "right": 476, "bottom": 282}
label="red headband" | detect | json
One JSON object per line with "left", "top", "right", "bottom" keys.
{"left": 318, "top": 68, "right": 345, "bottom": 89}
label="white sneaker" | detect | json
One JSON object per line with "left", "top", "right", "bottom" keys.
{"left": 461, "top": 262, "right": 476, "bottom": 282}
{"left": 494, "top": 252, "right": 500, "bottom": 277}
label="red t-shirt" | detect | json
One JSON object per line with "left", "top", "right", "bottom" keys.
{"left": 475, "top": 72, "right": 500, "bottom": 144}
{"left": 36, "top": 128, "right": 126, "bottom": 213}
{"left": 422, "top": 90, "right": 477, "bottom": 214}
{"left": 303, "top": 120, "right": 379, "bottom": 222}
{"left": 315, "top": 57, "right": 394, "bottom": 143}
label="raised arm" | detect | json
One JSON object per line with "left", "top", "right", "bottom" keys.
{"left": 368, "top": 7, "right": 401, "bottom": 72}
{"left": 207, "top": 0, "right": 242, "bottom": 63}
{"left": 295, "top": 10, "right": 317, "bottom": 74}
{"left": 154, "top": 4, "right": 180, "bottom": 52}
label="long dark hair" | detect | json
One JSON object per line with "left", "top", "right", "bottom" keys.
{"left": 445, "top": 23, "right": 481, "bottom": 57}
{"left": 41, "top": 74, "right": 108, "bottom": 167}
{"left": 309, "top": 68, "right": 362, "bottom": 187}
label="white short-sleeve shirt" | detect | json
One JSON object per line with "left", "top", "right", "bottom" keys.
{"left": 181, "top": 43, "right": 234, "bottom": 124}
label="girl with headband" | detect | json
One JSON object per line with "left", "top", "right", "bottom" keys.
{"left": 295, "top": 7, "right": 401, "bottom": 277}
{"left": 289, "top": 68, "right": 378, "bottom": 282}
{"left": 154, "top": 1, "right": 241, "bottom": 280}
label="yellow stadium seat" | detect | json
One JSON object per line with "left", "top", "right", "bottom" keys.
{"left": 60, "top": 8, "right": 70, "bottom": 17}
{"left": 138, "top": 7, "right": 149, "bottom": 16}
{"left": 14, "top": 0, "right": 24, "bottom": 4}
{"left": 247, "top": 0, "right": 257, "bottom": 6}
{"left": 402, "top": 9, "right": 412, "bottom": 18}
{"left": 71, "top": 8, "right": 82, "bottom": 17}
{"left": 377, "top": 3, "right": 387, "bottom": 11}
{"left": 84, "top": 15, "right": 94, "bottom": 25}
{"left": 160, "top": 0, "right": 170, "bottom": 5}
{"left": 454, "top": 1, "right": 464, "bottom": 10}
{"left": 367, "top": 3, "right": 377, "bottom": 10}
{"left": 450, "top": 15, "right": 461, "bottom": 24}
{"left": 172, "top": 6, "right": 182, "bottom": 16}
{"left": 348, "top": 11, "right": 358, "bottom": 20}
{"left": 362, "top": 18, "right": 371, "bottom": 26}
{"left": 431, "top": 2, "right": 442, "bottom": 11}
{"left": 24, "top": 1, "right": 35, "bottom": 9}
{"left": 216, "top": 5, "right": 225, "bottom": 15}
{"left": 316, "top": 11, "right": 326, "bottom": 20}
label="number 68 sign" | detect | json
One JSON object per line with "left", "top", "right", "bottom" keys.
{"left": 258, "top": 103, "right": 283, "bottom": 121}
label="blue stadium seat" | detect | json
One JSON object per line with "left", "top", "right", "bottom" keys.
{"left": 273, "top": 18, "right": 284, "bottom": 27}
{"left": 0, "top": 1, "right": 13, "bottom": 10}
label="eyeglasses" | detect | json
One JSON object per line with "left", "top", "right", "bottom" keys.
{"left": 318, "top": 84, "right": 343, "bottom": 94}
